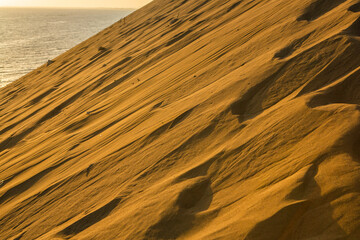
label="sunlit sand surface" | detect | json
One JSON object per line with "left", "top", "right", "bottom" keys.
{"left": 0, "top": 0, "right": 360, "bottom": 239}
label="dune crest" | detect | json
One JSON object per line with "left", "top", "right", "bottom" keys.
{"left": 0, "top": 0, "right": 359, "bottom": 239}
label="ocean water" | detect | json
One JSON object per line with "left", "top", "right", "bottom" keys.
{"left": 0, "top": 8, "right": 133, "bottom": 88}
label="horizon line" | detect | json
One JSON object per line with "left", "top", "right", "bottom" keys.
{"left": 0, "top": 6, "right": 137, "bottom": 10}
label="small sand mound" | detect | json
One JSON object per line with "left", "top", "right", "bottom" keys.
{"left": 47, "top": 60, "right": 54, "bottom": 66}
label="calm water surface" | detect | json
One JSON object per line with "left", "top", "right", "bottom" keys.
{"left": 0, "top": 8, "right": 133, "bottom": 88}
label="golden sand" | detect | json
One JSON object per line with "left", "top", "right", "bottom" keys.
{"left": 0, "top": 0, "right": 359, "bottom": 239}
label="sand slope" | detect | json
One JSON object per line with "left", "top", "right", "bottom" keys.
{"left": 0, "top": 0, "right": 360, "bottom": 239}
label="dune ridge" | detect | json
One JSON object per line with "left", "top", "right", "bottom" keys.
{"left": 0, "top": 0, "right": 359, "bottom": 239}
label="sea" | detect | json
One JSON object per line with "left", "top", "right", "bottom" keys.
{"left": 0, "top": 8, "right": 133, "bottom": 88}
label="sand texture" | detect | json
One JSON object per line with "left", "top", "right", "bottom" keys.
{"left": 1, "top": 0, "right": 360, "bottom": 239}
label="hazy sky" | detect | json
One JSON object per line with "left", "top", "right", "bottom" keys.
{"left": 0, "top": 0, "right": 152, "bottom": 9}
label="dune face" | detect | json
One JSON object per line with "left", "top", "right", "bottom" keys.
{"left": 0, "top": 0, "right": 360, "bottom": 239}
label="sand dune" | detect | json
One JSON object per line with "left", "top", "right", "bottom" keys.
{"left": 0, "top": 0, "right": 360, "bottom": 239}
